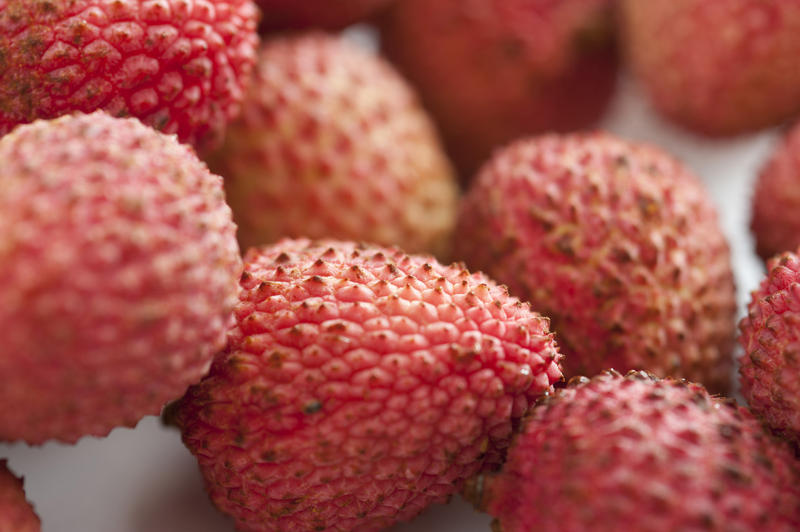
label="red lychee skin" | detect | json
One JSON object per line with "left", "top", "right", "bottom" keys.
{"left": 256, "top": 0, "right": 393, "bottom": 31}
{"left": 0, "top": 112, "right": 242, "bottom": 444}
{"left": 621, "top": 0, "right": 800, "bottom": 136}
{"left": 739, "top": 252, "right": 800, "bottom": 446}
{"left": 454, "top": 133, "right": 736, "bottom": 394}
{"left": 206, "top": 34, "right": 458, "bottom": 257}
{"left": 176, "top": 238, "right": 563, "bottom": 532}
{"left": 0, "top": 461, "right": 40, "bottom": 532}
{"left": 0, "top": 0, "right": 259, "bottom": 151}
{"left": 379, "top": 0, "right": 618, "bottom": 179}
{"left": 751, "top": 122, "right": 800, "bottom": 261}
{"left": 479, "top": 370, "right": 800, "bottom": 532}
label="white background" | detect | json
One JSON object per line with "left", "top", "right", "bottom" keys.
{"left": 0, "top": 32, "right": 781, "bottom": 532}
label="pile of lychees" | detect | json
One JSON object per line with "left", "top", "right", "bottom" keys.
{"left": 2, "top": 1, "right": 800, "bottom": 531}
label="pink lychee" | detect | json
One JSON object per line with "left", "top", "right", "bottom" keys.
{"left": 0, "top": 112, "right": 242, "bottom": 444}
{"left": 176, "top": 238, "right": 563, "bottom": 532}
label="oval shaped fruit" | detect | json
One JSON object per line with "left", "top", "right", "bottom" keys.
{"left": 751, "top": 122, "right": 800, "bottom": 261}
{"left": 176, "top": 238, "right": 563, "bottom": 532}
{"left": 622, "top": 0, "right": 800, "bottom": 135}
{"left": 0, "top": 112, "right": 242, "bottom": 444}
{"left": 455, "top": 132, "right": 736, "bottom": 393}
{"left": 380, "top": 0, "right": 618, "bottom": 178}
{"left": 477, "top": 370, "right": 800, "bottom": 532}
{"left": 739, "top": 251, "right": 800, "bottom": 446}
{"left": 206, "top": 34, "right": 458, "bottom": 257}
{"left": 0, "top": 0, "right": 259, "bottom": 150}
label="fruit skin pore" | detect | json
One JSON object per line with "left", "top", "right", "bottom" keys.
{"left": 739, "top": 252, "right": 800, "bottom": 447}
{"left": 751, "top": 122, "right": 800, "bottom": 261}
{"left": 256, "top": 0, "right": 393, "bottom": 31}
{"left": 380, "top": 0, "right": 618, "bottom": 179}
{"left": 206, "top": 34, "right": 458, "bottom": 258}
{"left": 621, "top": 0, "right": 800, "bottom": 136}
{"left": 454, "top": 132, "right": 737, "bottom": 394}
{"left": 176, "top": 238, "right": 563, "bottom": 532}
{"left": 0, "top": 112, "right": 242, "bottom": 444}
{"left": 481, "top": 370, "right": 800, "bottom": 532}
{"left": 0, "top": 0, "right": 259, "bottom": 151}
{"left": 0, "top": 461, "right": 40, "bottom": 532}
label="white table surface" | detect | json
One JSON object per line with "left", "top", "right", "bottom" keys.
{"left": 0, "top": 46, "right": 780, "bottom": 532}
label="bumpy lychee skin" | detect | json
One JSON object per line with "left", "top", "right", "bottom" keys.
{"left": 455, "top": 133, "right": 736, "bottom": 393}
{"left": 0, "top": 0, "right": 259, "bottom": 151}
{"left": 379, "top": 0, "right": 618, "bottom": 178}
{"left": 206, "top": 34, "right": 458, "bottom": 257}
{"left": 0, "top": 461, "right": 40, "bottom": 532}
{"left": 622, "top": 0, "right": 800, "bottom": 136}
{"left": 739, "top": 252, "right": 800, "bottom": 446}
{"left": 176, "top": 238, "right": 562, "bottom": 532}
{"left": 751, "top": 122, "right": 800, "bottom": 261}
{"left": 0, "top": 112, "right": 242, "bottom": 444}
{"left": 478, "top": 370, "right": 800, "bottom": 532}
{"left": 257, "top": 0, "right": 393, "bottom": 31}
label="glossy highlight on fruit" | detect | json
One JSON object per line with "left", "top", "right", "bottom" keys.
{"left": 176, "top": 238, "right": 562, "bottom": 532}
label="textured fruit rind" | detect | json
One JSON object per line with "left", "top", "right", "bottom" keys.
{"left": 206, "top": 34, "right": 458, "bottom": 257}
{"left": 622, "top": 0, "right": 800, "bottom": 135}
{"left": 0, "top": 461, "right": 40, "bottom": 532}
{"left": 485, "top": 370, "right": 800, "bottom": 532}
{"left": 0, "top": 0, "right": 259, "bottom": 150}
{"left": 380, "top": 0, "right": 618, "bottom": 178}
{"left": 257, "top": 0, "right": 393, "bottom": 31}
{"left": 739, "top": 252, "right": 800, "bottom": 446}
{"left": 0, "top": 112, "right": 242, "bottom": 444}
{"left": 177, "top": 238, "right": 562, "bottom": 532}
{"left": 751, "top": 122, "right": 800, "bottom": 261}
{"left": 454, "top": 132, "right": 736, "bottom": 393}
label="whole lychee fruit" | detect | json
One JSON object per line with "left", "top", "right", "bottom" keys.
{"left": 751, "top": 122, "right": 800, "bottom": 261}
{"left": 739, "top": 251, "right": 800, "bottom": 446}
{"left": 175, "top": 238, "right": 563, "bottom": 532}
{"left": 0, "top": 0, "right": 259, "bottom": 150}
{"left": 621, "top": 0, "right": 800, "bottom": 136}
{"left": 0, "top": 461, "right": 40, "bottom": 532}
{"left": 257, "top": 0, "right": 393, "bottom": 31}
{"left": 474, "top": 370, "right": 800, "bottom": 532}
{"left": 379, "top": 0, "right": 618, "bottom": 178}
{"left": 206, "top": 34, "right": 458, "bottom": 257}
{"left": 454, "top": 133, "right": 736, "bottom": 393}
{"left": 0, "top": 112, "right": 242, "bottom": 444}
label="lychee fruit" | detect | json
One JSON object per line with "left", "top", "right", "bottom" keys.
{"left": 454, "top": 133, "right": 736, "bottom": 393}
{"left": 739, "top": 251, "right": 800, "bottom": 446}
{"left": 205, "top": 34, "right": 458, "bottom": 257}
{"left": 379, "top": 0, "right": 618, "bottom": 178}
{"left": 257, "top": 0, "right": 393, "bottom": 31}
{"left": 472, "top": 370, "right": 800, "bottom": 532}
{"left": 751, "top": 122, "right": 800, "bottom": 261}
{"left": 0, "top": 112, "right": 242, "bottom": 444}
{"left": 0, "top": 0, "right": 259, "bottom": 151}
{"left": 175, "top": 238, "right": 563, "bottom": 532}
{"left": 621, "top": 0, "right": 800, "bottom": 136}
{"left": 0, "top": 461, "right": 40, "bottom": 532}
